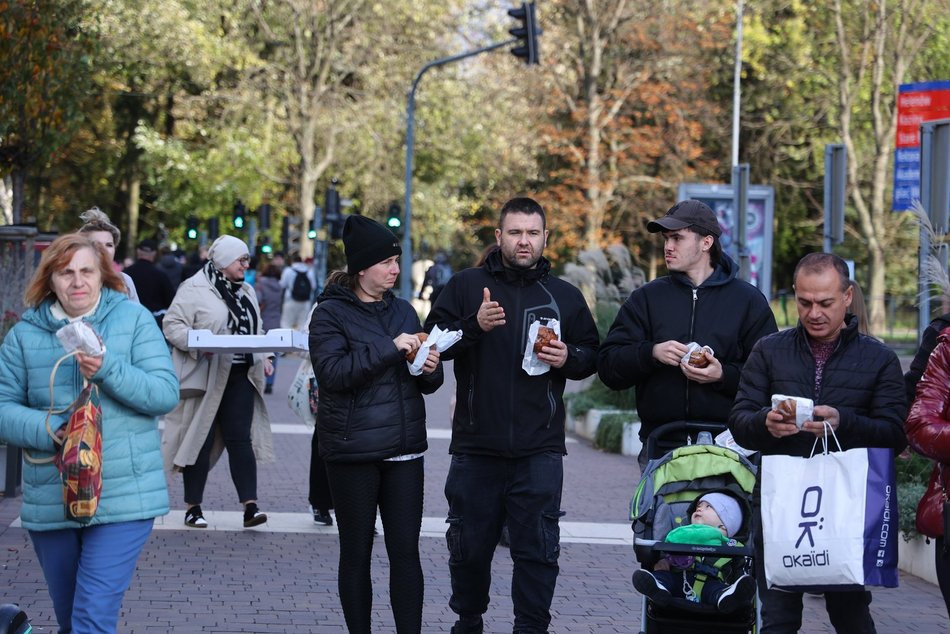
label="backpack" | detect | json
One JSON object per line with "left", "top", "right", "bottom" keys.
{"left": 429, "top": 263, "right": 452, "bottom": 288}
{"left": 291, "top": 269, "right": 312, "bottom": 302}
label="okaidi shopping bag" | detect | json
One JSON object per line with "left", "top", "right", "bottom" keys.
{"left": 760, "top": 441, "right": 898, "bottom": 591}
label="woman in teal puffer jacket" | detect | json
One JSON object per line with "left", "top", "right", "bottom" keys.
{"left": 0, "top": 233, "right": 178, "bottom": 634}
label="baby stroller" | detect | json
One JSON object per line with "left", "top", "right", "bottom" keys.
{"left": 630, "top": 421, "right": 758, "bottom": 634}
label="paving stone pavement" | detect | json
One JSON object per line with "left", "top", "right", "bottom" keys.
{"left": 1, "top": 358, "right": 947, "bottom": 632}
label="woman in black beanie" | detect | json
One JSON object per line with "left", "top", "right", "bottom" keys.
{"left": 308, "top": 214, "right": 443, "bottom": 633}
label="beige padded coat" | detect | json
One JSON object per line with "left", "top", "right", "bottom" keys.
{"left": 161, "top": 269, "right": 274, "bottom": 473}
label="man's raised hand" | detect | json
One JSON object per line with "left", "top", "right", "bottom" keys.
{"left": 477, "top": 287, "right": 506, "bottom": 332}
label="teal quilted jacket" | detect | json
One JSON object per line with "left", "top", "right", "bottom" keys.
{"left": 0, "top": 287, "right": 178, "bottom": 530}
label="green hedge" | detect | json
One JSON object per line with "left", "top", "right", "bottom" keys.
{"left": 896, "top": 451, "right": 933, "bottom": 541}
{"left": 593, "top": 413, "right": 631, "bottom": 454}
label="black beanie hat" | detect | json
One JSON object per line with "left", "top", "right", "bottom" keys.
{"left": 343, "top": 215, "right": 402, "bottom": 273}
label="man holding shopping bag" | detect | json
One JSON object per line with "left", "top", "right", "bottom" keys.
{"left": 729, "top": 253, "right": 907, "bottom": 633}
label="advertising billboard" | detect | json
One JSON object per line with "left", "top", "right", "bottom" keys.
{"left": 677, "top": 183, "right": 774, "bottom": 299}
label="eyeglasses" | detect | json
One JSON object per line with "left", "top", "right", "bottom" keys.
{"left": 236, "top": 256, "right": 251, "bottom": 265}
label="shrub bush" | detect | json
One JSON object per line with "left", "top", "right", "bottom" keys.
{"left": 594, "top": 413, "right": 630, "bottom": 454}
{"left": 896, "top": 451, "right": 934, "bottom": 541}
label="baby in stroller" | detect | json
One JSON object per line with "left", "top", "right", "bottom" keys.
{"left": 630, "top": 422, "right": 758, "bottom": 632}
{"left": 633, "top": 491, "right": 756, "bottom": 613}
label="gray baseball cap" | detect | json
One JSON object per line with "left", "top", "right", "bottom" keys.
{"left": 647, "top": 200, "right": 722, "bottom": 237}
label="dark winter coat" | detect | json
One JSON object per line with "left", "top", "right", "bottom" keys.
{"left": 729, "top": 314, "right": 907, "bottom": 458}
{"left": 597, "top": 254, "right": 777, "bottom": 440}
{"left": 309, "top": 283, "right": 442, "bottom": 463}
{"left": 905, "top": 327, "right": 950, "bottom": 537}
{"left": 254, "top": 276, "right": 284, "bottom": 331}
{"left": 904, "top": 313, "right": 950, "bottom": 404}
{"left": 423, "top": 249, "right": 599, "bottom": 458}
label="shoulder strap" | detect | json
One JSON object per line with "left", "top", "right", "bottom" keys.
{"left": 23, "top": 350, "right": 84, "bottom": 465}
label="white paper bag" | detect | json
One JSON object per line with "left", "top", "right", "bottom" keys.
{"left": 761, "top": 444, "right": 898, "bottom": 590}
{"left": 522, "top": 318, "right": 561, "bottom": 376}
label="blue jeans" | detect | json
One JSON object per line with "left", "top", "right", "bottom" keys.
{"left": 445, "top": 452, "right": 565, "bottom": 633}
{"left": 30, "top": 519, "right": 154, "bottom": 634}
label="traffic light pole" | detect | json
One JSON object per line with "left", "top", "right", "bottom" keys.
{"left": 399, "top": 38, "right": 517, "bottom": 299}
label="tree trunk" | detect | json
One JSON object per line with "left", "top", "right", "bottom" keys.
{"left": 126, "top": 176, "right": 140, "bottom": 262}
{"left": 10, "top": 168, "right": 24, "bottom": 225}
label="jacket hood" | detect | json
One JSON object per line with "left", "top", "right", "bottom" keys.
{"left": 483, "top": 248, "right": 551, "bottom": 286}
{"left": 21, "top": 287, "right": 128, "bottom": 333}
{"left": 670, "top": 251, "right": 738, "bottom": 289}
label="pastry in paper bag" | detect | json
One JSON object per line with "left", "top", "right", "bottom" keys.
{"left": 522, "top": 319, "right": 561, "bottom": 376}
{"left": 407, "top": 325, "right": 462, "bottom": 376}
{"left": 770, "top": 394, "right": 813, "bottom": 429}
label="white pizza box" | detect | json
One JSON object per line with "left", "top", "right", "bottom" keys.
{"left": 187, "top": 328, "right": 309, "bottom": 353}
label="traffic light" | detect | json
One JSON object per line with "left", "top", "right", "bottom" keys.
{"left": 258, "top": 204, "right": 272, "bottom": 230}
{"left": 508, "top": 2, "right": 539, "bottom": 65}
{"left": 186, "top": 216, "right": 199, "bottom": 240}
{"left": 232, "top": 200, "right": 246, "bottom": 229}
{"left": 208, "top": 217, "right": 220, "bottom": 240}
{"left": 325, "top": 179, "right": 343, "bottom": 240}
{"left": 386, "top": 203, "right": 402, "bottom": 232}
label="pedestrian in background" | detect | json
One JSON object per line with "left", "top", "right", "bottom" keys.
{"left": 309, "top": 214, "right": 443, "bottom": 633}
{"left": 255, "top": 263, "right": 284, "bottom": 394}
{"left": 729, "top": 252, "right": 906, "bottom": 633}
{"left": 124, "top": 238, "right": 175, "bottom": 328}
{"left": 78, "top": 206, "right": 139, "bottom": 302}
{"left": 597, "top": 199, "right": 777, "bottom": 473}
{"left": 281, "top": 253, "right": 316, "bottom": 331}
{"left": 162, "top": 235, "right": 275, "bottom": 529}
{"left": 425, "top": 196, "right": 600, "bottom": 633}
{"left": 0, "top": 234, "right": 178, "bottom": 632}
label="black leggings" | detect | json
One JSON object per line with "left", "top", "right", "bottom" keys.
{"left": 936, "top": 537, "right": 950, "bottom": 618}
{"left": 325, "top": 458, "right": 424, "bottom": 634}
{"left": 183, "top": 365, "right": 257, "bottom": 505}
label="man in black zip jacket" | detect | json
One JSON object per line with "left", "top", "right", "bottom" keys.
{"left": 729, "top": 252, "right": 906, "bottom": 633}
{"left": 597, "top": 200, "right": 777, "bottom": 472}
{"left": 425, "top": 197, "right": 599, "bottom": 634}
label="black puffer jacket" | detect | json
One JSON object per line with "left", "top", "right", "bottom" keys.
{"left": 424, "top": 250, "right": 599, "bottom": 457}
{"left": 597, "top": 254, "right": 777, "bottom": 440}
{"left": 729, "top": 314, "right": 907, "bottom": 457}
{"left": 309, "top": 284, "right": 443, "bottom": 462}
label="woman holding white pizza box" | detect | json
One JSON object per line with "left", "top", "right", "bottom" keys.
{"left": 162, "top": 234, "right": 275, "bottom": 529}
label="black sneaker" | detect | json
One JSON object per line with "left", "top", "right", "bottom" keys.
{"left": 450, "top": 615, "right": 483, "bottom": 633}
{"left": 264, "top": 384, "right": 273, "bottom": 394}
{"left": 632, "top": 569, "right": 672, "bottom": 606}
{"left": 717, "top": 574, "right": 756, "bottom": 613}
{"left": 184, "top": 506, "right": 208, "bottom": 528}
{"left": 312, "top": 508, "right": 333, "bottom": 526}
{"left": 243, "top": 503, "right": 268, "bottom": 527}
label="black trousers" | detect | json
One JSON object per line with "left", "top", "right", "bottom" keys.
{"left": 183, "top": 365, "right": 257, "bottom": 505}
{"left": 325, "top": 458, "right": 424, "bottom": 634}
{"left": 445, "top": 452, "right": 564, "bottom": 633}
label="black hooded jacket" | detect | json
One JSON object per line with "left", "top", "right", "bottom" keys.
{"left": 424, "top": 250, "right": 599, "bottom": 457}
{"left": 597, "top": 254, "right": 777, "bottom": 440}
{"left": 309, "top": 283, "right": 443, "bottom": 463}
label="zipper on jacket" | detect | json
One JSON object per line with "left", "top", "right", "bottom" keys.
{"left": 545, "top": 379, "right": 556, "bottom": 428}
{"left": 343, "top": 395, "right": 356, "bottom": 440}
{"left": 684, "top": 287, "right": 698, "bottom": 420}
{"left": 466, "top": 373, "right": 476, "bottom": 429}
{"left": 509, "top": 289, "right": 523, "bottom": 450}
{"left": 375, "top": 309, "right": 408, "bottom": 452}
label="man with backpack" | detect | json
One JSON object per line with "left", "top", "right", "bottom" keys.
{"left": 421, "top": 252, "right": 453, "bottom": 304}
{"left": 280, "top": 254, "right": 317, "bottom": 331}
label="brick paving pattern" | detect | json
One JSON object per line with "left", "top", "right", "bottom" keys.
{"left": 1, "top": 358, "right": 947, "bottom": 632}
